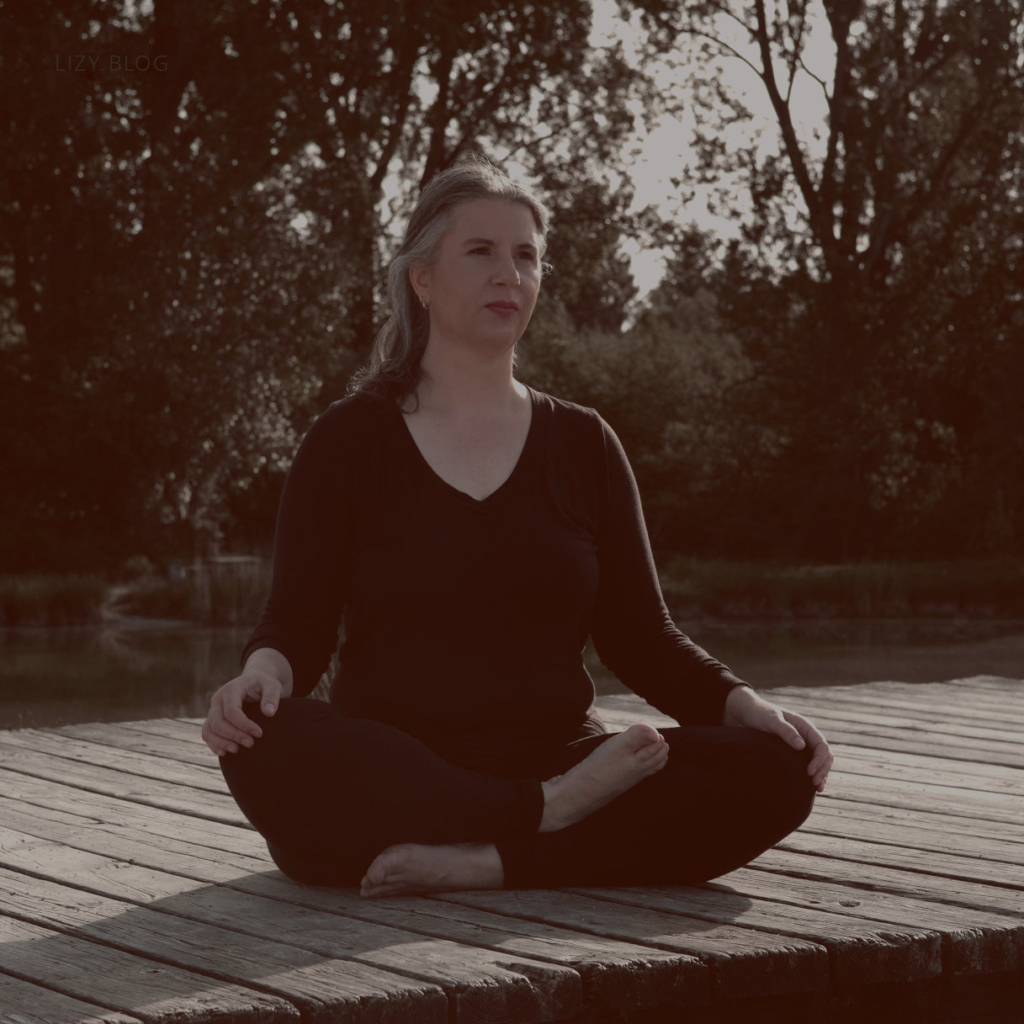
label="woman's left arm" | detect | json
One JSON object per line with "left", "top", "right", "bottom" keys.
{"left": 722, "top": 684, "right": 834, "bottom": 792}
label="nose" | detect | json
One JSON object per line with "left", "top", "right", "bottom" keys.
{"left": 493, "top": 252, "right": 520, "bottom": 287}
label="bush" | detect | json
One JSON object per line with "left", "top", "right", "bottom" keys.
{"left": 116, "top": 558, "right": 273, "bottom": 625}
{"left": 659, "top": 558, "right": 1024, "bottom": 620}
{"left": 0, "top": 574, "right": 109, "bottom": 627}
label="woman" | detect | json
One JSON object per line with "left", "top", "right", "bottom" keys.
{"left": 203, "top": 160, "right": 833, "bottom": 899}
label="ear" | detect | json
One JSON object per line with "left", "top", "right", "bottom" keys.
{"left": 408, "top": 261, "right": 431, "bottom": 304}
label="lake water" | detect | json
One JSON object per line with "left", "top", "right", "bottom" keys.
{"left": 2, "top": 618, "right": 1022, "bottom": 731}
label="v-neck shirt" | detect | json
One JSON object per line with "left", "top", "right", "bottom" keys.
{"left": 242, "top": 386, "right": 743, "bottom": 775}
{"left": 396, "top": 390, "right": 536, "bottom": 507}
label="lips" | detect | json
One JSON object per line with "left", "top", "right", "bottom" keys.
{"left": 486, "top": 301, "right": 519, "bottom": 311}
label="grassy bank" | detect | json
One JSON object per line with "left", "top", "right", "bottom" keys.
{"left": 3, "top": 558, "right": 1024, "bottom": 628}
{"left": 0, "top": 559, "right": 273, "bottom": 628}
{"left": 0, "top": 574, "right": 110, "bottom": 627}
{"left": 115, "top": 559, "right": 273, "bottom": 626}
{"left": 659, "top": 557, "right": 1024, "bottom": 620}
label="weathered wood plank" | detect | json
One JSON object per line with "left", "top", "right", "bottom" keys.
{"left": 832, "top": 745, "right": 1024, "bottom": 795}
{"left": 804, "top": 802, "right": 1024, "bottom": 865}
{"left": 0, "top": 973, "right": 143, "bottom": 1024}
{"left": 0, "top": 913, "right": 298, "bottom": 1024}
{"left": 761, "top": 688, "right": 1024, "bottom": 727}
{"left": 776, "top": 828, "right": 1024, "bottom": 889}
{"left": 790, "top": 724, "right": 1024, "bottom": 767}
{"left": 755, "top": 697, "right": 1024, "bottom": 744}
{"left": 860, "top": 675, "right": 1019, "bottom": 700}
{"left": 0, "top": 827, "right": 585, "bottom": 1024}
{"left": 707, "top": 867, "right": 1024, "bottom": 975}
{"left": 596, "top": 695, "right": 1024, "bottom": 817}
{"left": 0, "top": 866, "right": 448, "bottom": 1024}
{"left": 0, "top": 791, "right": 274, "bottom": 883}
{"left": 1, "top": 680, "right": 1019, "bottom": 1023}
{"left": 0, "top": 745, "right": 246, "bottom": 825}
{"left": 750, "top": 848, "right": 1024, "bottom": 917}
{"left": 769, "top": 677, "right": 1021, "bottom": 699}
{"left": 564, "top": 884, "right": 942, "bottom": 987}
{"left": 99, "top": 719, "right": 208, "bottom": 746}
{"left": 433, "top": 890, "right": 830, "bottom": 1001}
{"left": 0, "top": 774, "right": 291, "bottom": 879}
{"left": 765, "top": 676, "right": 1023, "bottom": 696}
{"left": 341, "top": 894, "right": 709, "bottom": 1017}
{"left": 808, "top": 796, "right": 1024, "bottom": 846}
{"left": 814, "top": 769, "right": 1024, "bottom": 824}
{"left": 0, "top": 731, "right": 224, "bottom": 792}
{"left": 52, "top": 722, "right": 214, "bottom": 766}
{"left": 0, "top": 797, "right": 710, "bottom": 1017}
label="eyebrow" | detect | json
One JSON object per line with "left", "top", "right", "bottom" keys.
{"left": 462, "top": 237, "right": 539, "bottom": 252}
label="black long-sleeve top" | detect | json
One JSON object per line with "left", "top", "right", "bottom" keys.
{"left": 242, "top": 385, "right": 745, "bottom": 775}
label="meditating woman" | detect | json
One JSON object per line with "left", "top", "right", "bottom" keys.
{"left": 202, "top": 160, "right": 833, "bottom": 898}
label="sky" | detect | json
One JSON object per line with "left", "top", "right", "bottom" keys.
{"left": 584, "top": 0, "right": 838, "bottom": 298}
{"left": 347, "top": 1, "right": 841, "bottom": 302}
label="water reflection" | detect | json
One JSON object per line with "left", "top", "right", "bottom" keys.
{"left": 0, "top": 621, "right": 251, "bottom": 730}
{"left": 1, "top": 618, "right": 1022, "bottom": 730}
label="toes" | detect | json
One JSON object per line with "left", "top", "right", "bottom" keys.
{"left": 625, "top": 723, "right": 662, "bottom": 748}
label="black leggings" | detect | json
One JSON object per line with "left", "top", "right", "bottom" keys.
{"left": 219, "top": 698, "right": 816, "bottom": 888}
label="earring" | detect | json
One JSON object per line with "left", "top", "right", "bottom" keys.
{"left": 419, "top": 295, "right": 428, "bottom": 310}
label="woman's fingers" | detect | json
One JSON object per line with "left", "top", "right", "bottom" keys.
{"left": 220, "top": 689, "right": 264, "bottom": 742}
{"left": 730, "top": 692, "right": 834, "bottom": 794}
{"left": 754, "top": 703, "right": 805, "bottom": 750}
{"left": 784, "top": 710, "right": 834, "bottom": 790}
{"left": 203, "top": 700, "right": 249, "bottom": 755}
{"left": 202, "top": 674, "right": 282, "bottom": 756}
{"left": 201, "top": 710, "right": 239, "bottom": 756}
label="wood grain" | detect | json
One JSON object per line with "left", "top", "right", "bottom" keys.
{"left": 0, "top": 676, "right": 1019, "bottom": 1024}
{"left": 0, "top": 973, "right": 143, "bottom": 1024}
{"left": 0, "top": 866, "right": 448, "bottom": 1024}
{"left": 0, "top": 913, "right": 298, "bottom": 1024}
{"left": 434, "top": 889, "right": 830, "bottom": 1000}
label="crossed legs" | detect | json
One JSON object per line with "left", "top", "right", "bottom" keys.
{"left": 219, "top": 698, "right": 815, "bottom": 895}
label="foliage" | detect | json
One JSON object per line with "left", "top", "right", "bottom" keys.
{"left": 659, "top": 556, "right": 1024, "bottom": 619}
{"left": 116, "top": 560, "right": 273, "bottom": 625}
{"left": 0, "top": 574, "right": 108, "bottom": 627}
{"left": 1, "top": 0, "right": 655, "bottom": 569}
{"left": 4, "top": 0, "right": 1023, "bottom": 570}
{"left": 631, "top": 0, "right": 1024, "bottom": 558}
{"left": 520, "top": 276, "right": 758, "bottom": 551}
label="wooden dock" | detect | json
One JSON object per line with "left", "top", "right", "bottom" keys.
{"left": 0, "top": 677, "right": 1021, "bottom": 1023}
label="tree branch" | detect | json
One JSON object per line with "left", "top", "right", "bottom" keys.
{"left": 752, "top": 0, "right": 829, "bottom": 259}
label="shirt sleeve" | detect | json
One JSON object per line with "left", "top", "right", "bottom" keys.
{"left": 589, "top": 414, "right": 749, "bottom": 725}
{"left": 240, "top": 401, "right": 360, "bottom": 697}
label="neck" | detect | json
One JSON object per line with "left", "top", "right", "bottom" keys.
{"left": 411, "top": 339, "right": 526, "bottom": 417}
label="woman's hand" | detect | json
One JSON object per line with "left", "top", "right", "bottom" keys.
{"left": 203, "top": 647, "right": 295, "bottom": 756}
{"left": 202, "top": 669, "right": 285, "bottom": 757}
{"left": 723, "top": 684, "right": 834, "bottom": 792}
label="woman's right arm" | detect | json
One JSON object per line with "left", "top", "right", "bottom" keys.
{"left": 202, "top": 647, "right": 295, "bottom": 756}
{"left": 202, "top": 399, "right": 368, "bottom": 756}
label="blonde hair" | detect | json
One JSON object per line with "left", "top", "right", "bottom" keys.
{"left": 347, "top": 159, "right": 551, "bottom": 407}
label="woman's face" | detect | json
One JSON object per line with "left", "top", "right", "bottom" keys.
{"left": 411, "top": 197, "right": 544, "bottom": 356}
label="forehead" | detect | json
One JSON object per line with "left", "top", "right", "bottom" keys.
{"left": 446, "top": 198, "right": 541, "bottom": 243}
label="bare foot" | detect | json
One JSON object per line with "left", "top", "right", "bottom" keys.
{"left": 540, "top": 723, "right": 668, "bottom": 832}
{"left": 360, "top": 842, "right": 504, "bottom": 899}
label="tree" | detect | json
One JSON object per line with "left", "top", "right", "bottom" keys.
{"left": 519, "top": 227, "right": 755, "bottom": 552}
{"left": 628, "top": 0, "right": 1024, "bottom": 557}
{"left": 1, "top": 0, "right": 659, "bottom": 568}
